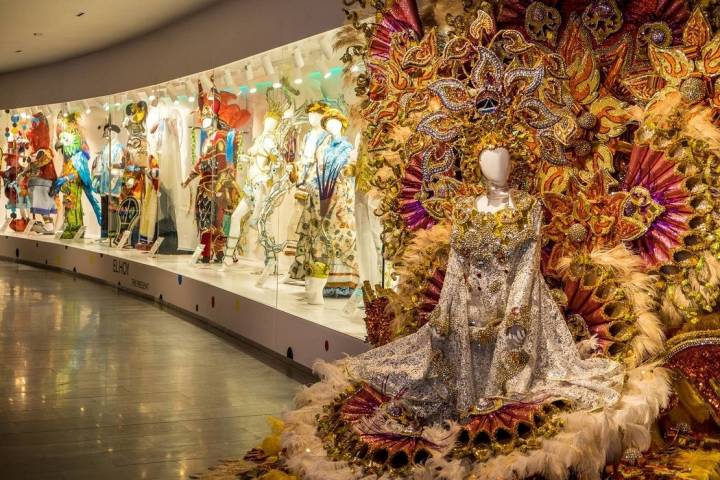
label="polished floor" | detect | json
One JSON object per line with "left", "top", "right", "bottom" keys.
{"left": 0, "top": 260, "right": 311, "bottom": 480}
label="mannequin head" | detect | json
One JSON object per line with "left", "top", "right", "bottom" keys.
{"left": 308, "top": 112, "right": 323, "bottom": 129}
{"left": 263, "top": 115, "right": 279, "bottom": 132}
{"left": 324, "top": 118, "right": 344, "bottom": 138}
{"left": 479, "top": 147, "right": 511, "bottom": 187}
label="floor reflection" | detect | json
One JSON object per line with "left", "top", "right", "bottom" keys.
{"left": 0, "top": 261, "right": 309, "bottom": 479}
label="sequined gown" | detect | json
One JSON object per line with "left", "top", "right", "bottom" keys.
{"left": 347, "top": 191, "right": 624, "bottom": 422}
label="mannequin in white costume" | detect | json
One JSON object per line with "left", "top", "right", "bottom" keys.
{"left": 147, "top": 103, "right": 190, "bottom": 253}
{"left": 229, "top": 114, "right": 280, "bottom": 253}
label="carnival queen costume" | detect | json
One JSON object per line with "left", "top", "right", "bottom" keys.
{"left": 273, "top": 4, "right": 674, "bottom": 480}
{"left": 216, "top": 1, "right": 720, "bottom": 479}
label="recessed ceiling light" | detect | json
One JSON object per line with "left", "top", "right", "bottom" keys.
{"left": 76, "top": 12, "right": 85, "bottom": 17}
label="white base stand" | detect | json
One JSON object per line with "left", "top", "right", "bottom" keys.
{"left": 306, "top": 277, "right": 328, "bottom": 305}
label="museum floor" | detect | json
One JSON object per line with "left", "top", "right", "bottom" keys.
{"left": 0, "top": 260, "right": 311, "bottom": 480}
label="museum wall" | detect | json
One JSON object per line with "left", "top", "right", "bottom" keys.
{"left": 0, "top": 0, "right": 343, "bottom": 109}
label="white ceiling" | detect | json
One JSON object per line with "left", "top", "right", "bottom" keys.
{"left": 0, "top": 0, "right": 221, "bottom": 73}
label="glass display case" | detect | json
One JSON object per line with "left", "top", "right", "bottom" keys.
{"left": 0, "top": 30, "right": 382, "bottom": 340}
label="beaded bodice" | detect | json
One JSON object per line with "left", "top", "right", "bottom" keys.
{"left": 450, "top": 191, "right": 536, "bottom": 266}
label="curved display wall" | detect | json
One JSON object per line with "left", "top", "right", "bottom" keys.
{"left": 0, "top": 27, "right": 374, "bottom": 367}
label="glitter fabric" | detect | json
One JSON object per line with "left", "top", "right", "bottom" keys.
{"left": 347, "top": 191, "right": 624, "bottom": 423}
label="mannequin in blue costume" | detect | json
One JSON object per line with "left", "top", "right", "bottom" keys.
{"left": 311, "top": 110, "right": 359, "bottom": 298}
{"left": 52, "top": 113, "right": 102, "bottom": 239}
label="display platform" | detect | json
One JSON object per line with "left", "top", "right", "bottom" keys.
{"left": 0, "top": 231, "right": 369, "bottom": 370}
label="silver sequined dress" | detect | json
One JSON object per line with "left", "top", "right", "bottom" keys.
{"left": 347, "top": 191, "right": 624, "bottom": 422}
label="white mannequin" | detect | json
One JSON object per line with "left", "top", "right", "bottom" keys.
{"left": 229, "top": 115, "right": 280, "bottom": 248}
{"left": 325, "top": 118, "right": 343, "bottom": 139}
{"left": 476, "top": 147, "right": 513, "bottom": 213}
{"left": 282, "top": 111, "right": 327, "bottom": 286}
{"left": 305, "top": 117, "right": 350, "bottom": 305}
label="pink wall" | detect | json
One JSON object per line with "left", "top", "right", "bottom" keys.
{"left": 0, "top": 0, "right": 344, "bottom": 109}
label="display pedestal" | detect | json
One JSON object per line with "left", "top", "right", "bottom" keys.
{"left": 0, "top": 232, "right": 369, "bottom": 369}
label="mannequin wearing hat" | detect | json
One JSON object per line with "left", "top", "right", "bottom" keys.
{"left": 303, "top": 109, "right": 359, "bottom": 305}
{"left": 181, "top": 85, "right": 246, "bottom": 263}
{"left": 91, "top": 122, "right": 125, "bottom": 238}
{"left": 284, "top": 102, "right": 329, "bottom": 283}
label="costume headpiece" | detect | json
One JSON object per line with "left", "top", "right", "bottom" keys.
{"left": 321, "top": 108, "right": 349, "bottom": 130}
{"left": 265, "top": 83, "right": 293, "bottom": 122}
{"left": 125, "top": 101, "right": 147, "bottom": 124}
{"left": 306, "top": 101, "right": 330, "bottom": 114}
{"left": 28, "top": 112, "right": 50, "bottom": 152}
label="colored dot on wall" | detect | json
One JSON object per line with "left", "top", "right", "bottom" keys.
{"left": 177, "top": 275, "right": 183, "bottom": 285}
{"left": 234, "top": 299, "right": 240, "bottom": 312}
{"left": 211, "top": 296, "right": 215, "bottom": 308}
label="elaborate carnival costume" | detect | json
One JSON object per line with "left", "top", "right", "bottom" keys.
{"left": 1, "top": 135, "right": 30, "bottom": 232}
{"left": 92, "top": 122, "right": 124, "bottom": 238}
{"left": 24, "top": 112, "right": 58, "bottom": 234}
{"left": 315, "top": 109, "right": 359, "bottom": 297}
{"left": 147, "top": 103, "right": 190, "bottom": 254}
{"left": 249, "top": 83, "right": 305, "bottom": 275}
{"left": 287, "top": 102, "right": 331, "bottom": 280}
{"left": 53, "top": 113, "right": 101, "bottom": 239}
{"left": 232, "top": 89, "right": 285, "bottom": 262}
{"left": 182, "top": 85, "right": 247, "bottom": 263}
{"left": 209, "top": 1, "right": 720, "bottom": 479}
{"left": 286, "top": 107, "right": 360, "bottom": 300}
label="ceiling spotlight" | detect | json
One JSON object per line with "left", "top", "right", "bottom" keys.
{"left": 293, "top": 49, "right": 305, "bottom": 69}
{"left": 293, "top": 68, "right": 304, "bottom": 85}
{"left": 263, "top": 57, "right": 275, "bottom": 76}
{"left": 103, "top": 103, "right": 110, "bottom": 111}
{"left": 320, "top": 37, "right": 335, "bottom": 62}
{"left": 199, "top": 74, "right": 213, "bottom": 91}
{"left": 245, "top": 64, "right": 255, "bottom": 82}
{"left": 166, "top": 83, "right": 179, "bottom": 102}
{"left": 319, "top": 59, "right": 332, "bottom": 79}
{"left": 223, "top": 70, "right": 235, "bottom": 89}
{"left": 249, "top": 86, "right": 257, "bottom": 94}
{"left": 272, "top": 81, "right": 282, "bottom": 89}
